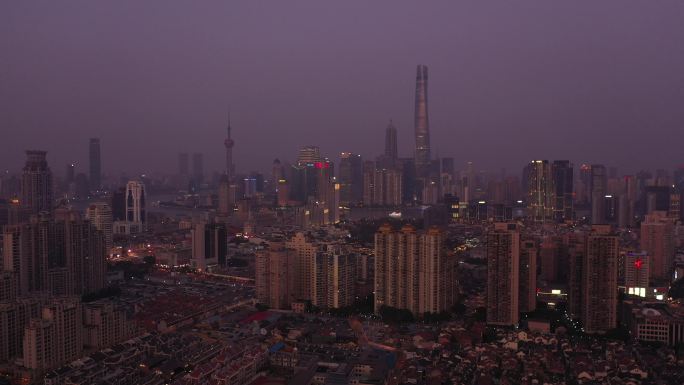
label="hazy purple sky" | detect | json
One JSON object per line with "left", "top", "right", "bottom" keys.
{"left": 2, "top": 1, "right": 683, "bottom": 178}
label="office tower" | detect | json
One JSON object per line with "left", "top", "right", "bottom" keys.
{"left": 338, "top": 153, "right": 355, "bottom": 206}
{"left": 382, "top": 120, "right": 398, "bottom": 169}
{"left": 312, "top": 248, "right": 357, "bottom": 309}
{"left": 256, "top": 241, "right": 296, "bottom": 309}
{"left": 524, "top": 160, "right": 553, "bottom": 222}
{"left": 297, "top": 145, "right": 321, "bottom": 164}
{"left": 591, "top": 164, "right": 607, "bottom": 223}
{"left": 21, "top": 150, "right": 53, "bottom": 215}
{"left": 625, "top": 252, "right": 649, "bottom": 297}
{"left": 552, "top": 160, "right": 573, "bottom": 222}
{"left": 277, "top": 179, "right": 289, "bottom": 207}
{"left": 110, "top": 187, "right": 126, "bottom": 222}
{"left": 192, "top": 153, "right": 204, "bottom": 184}
{"left": 286, "top": 232, "right": 317, "bottom": 302}
{"left": 125, "top": 180, "right": 146, "bottom": 225}
{"left": 486, "top": 223, "right": 520, "bottom": 326}
{"left": 362, "top": 161, "right": 376, "bottom": 206}
{"left": 218, "top": 175, "right": 232, "bottom": 215}
{"left": 414, "top": 65, "right": 431, "bottom": 180}
{"left": 89, "top": 138, "right": 101, "bottom": 190}
{"left": 640, "top": 212, "right": 675, "bottom": 282}
{"left": 224, "top": 117, "right": 235, "bottom": 181}
{"left": 85, "top": 202, "right": 113, "bottom": 256}
{"left": 191, "top": 222, "right": 228, "bottom": 270}
{"left": 23, "top": 297, "right": 83, "bottom": 371}
{"left": 178, "top": 153, "right": 189, "bottom": 175}
{"left": 519, "top": 240, "right": 537, "bottom": 313}
{"left": 271, "top": 158, "right": 284, "bottom": 194}
{"left": 65, "top": 163, "right": 75, "bottom": 186}
{"left": 374, "top": 224, "right": 456, "bottom": 315}
{"left": 582, "top": 225, "right": 618, "bottom": 334}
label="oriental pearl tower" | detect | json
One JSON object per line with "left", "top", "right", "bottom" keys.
{"left": 224, "top": 114, "right": 235, "bottom": 181}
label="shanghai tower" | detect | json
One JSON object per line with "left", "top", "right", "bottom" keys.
{"left": 414, "top": 65, "right": 431, "bottom": 178}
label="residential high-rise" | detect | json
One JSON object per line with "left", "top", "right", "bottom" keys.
{"left": 591, "top": 164, "right": 607, "bottom": 223}
{"left": 224, "top": 116, "right": 235, "bottom": 181}
{"left": 2, "top": 211, "right": 105, "bottom": 297}
{"left": 23, "top": 297, "right": 83, "bottom": 371}
{"left": 374, "top": 224, "right": 456, "bottom": 315}
{"left": 256, "top": 241, "right": 296, "bottom": 309}
{"left": 363, "top": 164, "right": 403, "bottom": 207}
{"left": 486, "top": 223, "right": 520, "bottom": 326}
{"left": 85, "top": 202, "right": 113, "bottom": 256}
{"left": 552, "top": 160, "right": 574, "bottom": 222}
{"left": 286, "top": 232, "right": 317, "bottom": 302}
{"left": 89, "top": 138, "right": 101, "bottom": 191}
{"left": 312, "top": 247, "right": 357, "bottom": 309}
{"left": 414, "top": 65, "right": 431, "bottom": 179}
{"left": 640, "top": 211, "right": 675, "bottom": 282}
{"left": 519, "top": 240, "right": 537, "bottom": 313}
{"left": 565, "top": 231, "right": 587, "bottom": 319}
{"left": 21, "top": 150, "right": 53, "bottom": 215}
{"left": 582, "top": 225, "right": 618, "bottom": 334}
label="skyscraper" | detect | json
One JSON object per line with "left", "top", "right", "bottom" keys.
{"left": 88, "top": 138, "right": 101, "bottom": 191}
{"left": 125, "top": 181, "right": 146, "bottom": 226}
{"left": 224, "top": 116, "right": 235, "bottom": 181}
{"left": 384, "top": 120, "right": 398, "bottom": 163}
{"left": 582, "top": 225, "right": 618, "bottom": 334}
{"left": 414, "top": 65, "right": 431, "bottom": 179}
{"left": 191, "top": 222, "right": 228, "bottom": 270}
{"left": 21, "top": 150, "right": 53, "bottom": 215}
{"left": 591, "top": 164, "right": 607, "bottom": 223}
{"left": 338, "top": 152, "right": 363, "bottom": 206}
{"left": 486, "top": 223, "right": 520, "bottom": 326}
{"left": 552, "top": 160, "right": 574, "bottom": 222}
{"left": 524, "top": 160, "right": 553, "bottom": 222}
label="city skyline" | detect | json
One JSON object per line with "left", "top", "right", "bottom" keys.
{"left": 2, "top": 1, "right": 684, "bottom": 175}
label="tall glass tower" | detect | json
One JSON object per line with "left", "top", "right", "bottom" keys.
{"left": 414, "top": 65, "right": 431, "bottom": 179}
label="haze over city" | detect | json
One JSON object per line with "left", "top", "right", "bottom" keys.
{"left": 2, "top": 0, "right": 684, "bottom": 175}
